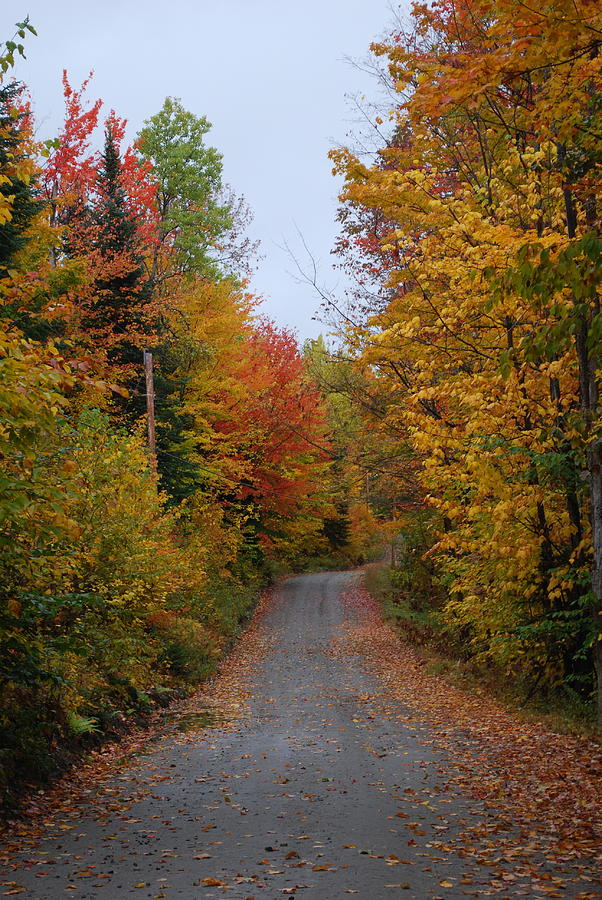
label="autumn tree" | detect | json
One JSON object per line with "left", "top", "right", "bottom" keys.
{"left": 331, "top": 0, "right": 602, "bottom": 718}
{"left": 303, "top": 336, "right": 396, "bottom": 562}
{"left": 0, "top": 17, "right": 365, "bottom": 804}
{"left": 40, "top": 72, "right": 102, "bottom": 234}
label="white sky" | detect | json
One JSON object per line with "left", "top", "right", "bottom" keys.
{"left": 1, "top": 1, "right": 403, "bottom": 341}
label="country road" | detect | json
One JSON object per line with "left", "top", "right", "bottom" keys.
{"left": 1, "top": 571, "right": 600, "bottom": 899}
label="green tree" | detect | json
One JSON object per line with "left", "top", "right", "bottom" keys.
{"left": 0, "top": 82, "right": 40, "bottom": 275}
{"left": 72, "top": 125, "right": 155, "bottom": 417}
{"left": 136, "top": 97, "right": 232, "bottom": 282}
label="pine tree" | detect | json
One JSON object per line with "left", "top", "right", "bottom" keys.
{"left": 0, "top": 82, "right": 40, "bottom": 274}
{"left": 89, "top": 126, "right": 152, "bottom": 356}
{"left": 73, "top": 126, "right": 156, "bottom": 419}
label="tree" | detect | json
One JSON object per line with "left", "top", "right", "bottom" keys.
{"left": 136, "top": 97, "right": 232, "bottom": 282}
{"left": 330, "top": 0, "right": 602, "bottom": 716}
{"left": 40, "top": 71, "right": 102, "bottom": 233}
{"left": 0, "top": 23, "right": 330, "bottom": 805}
{"left": 0, "top": 82, "right": 40, "bottom": 274}
{"left": 68, "top": 123, "right": 156, "bottom": 409}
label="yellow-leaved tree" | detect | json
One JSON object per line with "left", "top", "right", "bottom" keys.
{"left": 331, "top": 0, "right": 602, "bottom": 718}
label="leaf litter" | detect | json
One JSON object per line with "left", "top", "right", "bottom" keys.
{"left": 0, "top": 578, "right": 600, "bottom": 898}
{"left": 336, "top": 583, "right": 602, "bottom": 897}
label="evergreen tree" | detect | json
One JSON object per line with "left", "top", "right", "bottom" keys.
{"left": 89, "top": 127, "right": 152, "bottom": 353}
{"left": 80, "top": 126, "right": 155, "bottom": 418}
{"left": 0, "top": 82, "right": 40, "bottom": 274}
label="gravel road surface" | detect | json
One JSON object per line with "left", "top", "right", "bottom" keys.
{"left": 1, "top": 571, "right": 594, "bottom": 898}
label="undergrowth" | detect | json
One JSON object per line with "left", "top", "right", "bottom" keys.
{"left": 0, "top": 573, "right": 262, "bottom": 817}
{"left": 364, "top": 564, "right": 599, "bottom": 738}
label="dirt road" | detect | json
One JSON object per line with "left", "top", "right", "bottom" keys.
{"left": 1, "top": 571, "right": 599, "bottom": 898}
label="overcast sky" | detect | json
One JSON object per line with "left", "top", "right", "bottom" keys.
{"left": 1, "top": 1, "right": 402, "bottom": 341}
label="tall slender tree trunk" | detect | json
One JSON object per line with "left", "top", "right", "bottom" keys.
{"left": 564, "top": 175, "right": 602, "bottom": 724}
{"left": 588, "top": 441, "right": 602, "bottom": 724}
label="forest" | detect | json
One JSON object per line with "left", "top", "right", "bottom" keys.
{"left": 0, "top": 0, "right": 601, "bottom": 813}
{"left": 326, "top": 0, "right": 602, "bottom": 730}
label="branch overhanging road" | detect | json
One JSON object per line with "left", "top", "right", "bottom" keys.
{"left": 1, "top": 571, "right": 600, "bottom": 899}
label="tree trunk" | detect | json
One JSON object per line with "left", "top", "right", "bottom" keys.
{"left": 587, "top": 440, "right": 602, "bottom": 724}
{"left": 563, "top": 168, "right": 602, "bottom": 725}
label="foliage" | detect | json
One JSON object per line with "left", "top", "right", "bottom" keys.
{"left": 330, "top": 0, "right": 602, "bottom": 716}
{"left": 0, "top": 83, "right": 40, "bottom": 273}
{"left": 71, "top": 124, "right": 156, "bottom": 401}
{"left": 0, "top": 31, "right": 366, "bottom": 810}
{"left": 136, "top": 97, "right": 233, "bottom": 282}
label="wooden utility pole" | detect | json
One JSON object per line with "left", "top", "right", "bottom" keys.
{"left": 143, "top": 349, "right": 157, "bottom": 474}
